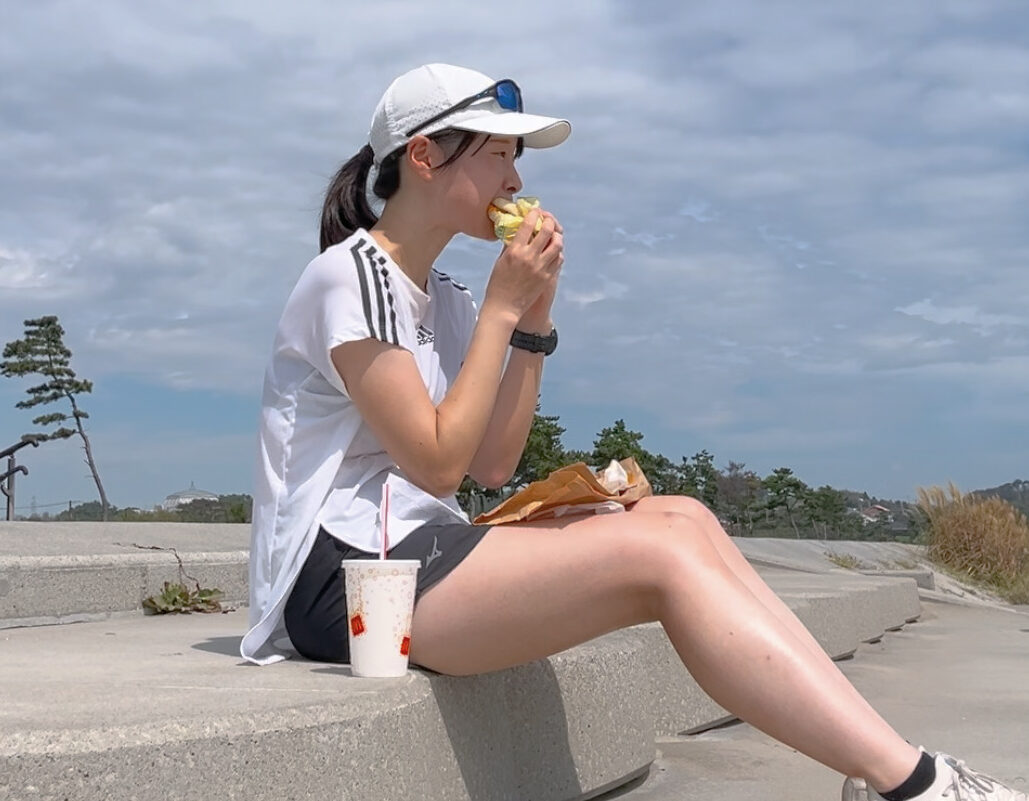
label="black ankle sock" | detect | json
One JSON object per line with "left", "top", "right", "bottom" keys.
{"left": 881, "top": 751, "right": 936, "bottom": 801}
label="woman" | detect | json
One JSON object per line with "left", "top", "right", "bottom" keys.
{"left": 242, "top": 63, "right": 1024, "bottom": 801}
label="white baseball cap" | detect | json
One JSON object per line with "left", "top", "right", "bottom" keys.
{"left": 365, "top": 63, "right": 571, "bottom": 214}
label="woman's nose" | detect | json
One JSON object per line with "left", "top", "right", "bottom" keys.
{"left": 506, "top": 165, "right": 522, "bottom": 195}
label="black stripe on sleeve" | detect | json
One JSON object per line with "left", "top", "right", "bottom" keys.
{"left": 365, "top": 246, "right": 389, "bottom": 344}
{"left": 432, "top": 268, "right": 471, "bottom": 294}
{"left": 349, "top": 238, "right": 378, "bottom": 339}
{"left": 378, "top": 257, "right": 400, "bottom": 345}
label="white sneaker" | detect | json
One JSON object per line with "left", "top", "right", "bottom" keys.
{"left": 842, "top": 753, "right": 1028, "bottom": 801}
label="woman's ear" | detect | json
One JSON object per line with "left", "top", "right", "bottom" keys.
{"left": 405, "top": 135, "right": 443, "bottom": 181}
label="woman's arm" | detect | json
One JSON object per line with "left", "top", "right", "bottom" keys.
{"left": 466, "top": 326, "right": 548, "bottom": 489}
{"left": 332, "top": 211, "right": 561, "bottom": 498}
{"left": 332, "top": 308, "right": 517, "bottom": 497}
{"left": 467, "top": 211, "right": 563, "bottom": 488}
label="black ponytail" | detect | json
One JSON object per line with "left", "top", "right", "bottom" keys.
{"left": 318, "top": 130, "right": 492, "bottom": 252}
{"left": 320, "top": 145, "right": 400, "bottom": 252}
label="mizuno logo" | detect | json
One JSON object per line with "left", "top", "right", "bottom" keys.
{"left": 424, "top": 536, "right": 443, "bottom": 568}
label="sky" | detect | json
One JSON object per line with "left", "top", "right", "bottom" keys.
{"left": 2, "top": 1, "right": 1028, "bottom": 514}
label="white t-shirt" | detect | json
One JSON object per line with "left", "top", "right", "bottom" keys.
{"left": 241, "top": 229, "right": 479, "bottom": 665}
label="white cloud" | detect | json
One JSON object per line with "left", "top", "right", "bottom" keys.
{"left": 611, "top": 227, "right": 675, "bottom": 249}
{"left": 563, "top": 275, "right": 630, "bottom": 308}
{"left": 895, "top": 299, "right": 1026, "bottom": 330}
{"left": 678, "top": 199, "right": 715, "bottom": 222}
{"left": 4, "top": 0, "right": 1029, "bottom": 504}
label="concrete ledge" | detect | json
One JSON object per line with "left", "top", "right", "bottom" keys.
{"left": 1, "top": 611, "right": 656, "bottom": 801}
{"left": 0, "top": 522, "right": 251, "bottom": 627}
{"left": 0, "top": 566, "right": 923, "bottom": 801}
{"left": 0, "top": 527, "right": 930, "bottom": 801}
{"left": 859, "top": 568, "right": 935, "bottom": 590}
{"left": 0, "top": 552, "right": 249, "bottom": 628}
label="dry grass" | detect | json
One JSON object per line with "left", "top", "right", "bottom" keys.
{"left": 916, "top": 482, "right": 1029, "bottom": 604}
{"left": 826, "top": 551, "right": 867, "bottom": 570}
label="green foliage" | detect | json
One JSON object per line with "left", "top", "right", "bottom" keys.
{"left": 450, "top": 409, "right": 926, "bottom": 543}
{"left": 1, "top": 316, "right": 93, "bottom": 443}
{"left": 142, "top": 582, "right": 224, "bottom": 614}
{"left": 590, "top": 419, "right": 679, "bottom": 495}
{"left": 512, "top": 413, "right": 568, "bottom": 487}
{"left": 970, "top": 479, "right": 1029, "bottom": 518}
{"left": 677, "top": 450, "right": 720, "bottom": 507}
{"left": 762, "top": 467, "right": 810, "bottom": 537}
{"left": 43, "top": 495, "right": 254, "bottom": 523}
{"left": 825, "top": 551, "right": 868, "bottom": 570}
{"left": 716, "top": 461, "right": 762, "bottom": 536}
{"left": 806, "top": 485, "right": 849, "bottom": 540}
{"left": 173, "top": 494, "right": 253, "bottom": 523}
{"left": 2, "top": 315, "right": 109, "bottom": 520}
{"left": 132, "top": 543, "right": 229, "bottom": 615}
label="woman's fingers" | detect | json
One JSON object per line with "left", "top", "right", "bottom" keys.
{"left": 485, "top": 208, "right": 564, "bottom": 317}
{"left": 539, "top": 210, "right": 563, "bottom": 235}
{"left": 511, "top": 208, "right": 542, "bottom": 247}
{"left": 528, "top": 212, "right": 557, "bottom": 254}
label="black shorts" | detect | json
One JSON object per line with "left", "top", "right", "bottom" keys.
{"left": 283, "top": 521, "right": 491, "bottom": 664}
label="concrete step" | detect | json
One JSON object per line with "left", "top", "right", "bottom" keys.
{"left": 2, "top": 524, "right": 935, "bottom": 629}
{"left": 0, "top": 522, "right": 250, "bottom": 627}
{"left": 0, "top": 566, "right": 923, "bottom": 801}
{"left": 590, "top": 601, "right": 1029, "bottom": 801}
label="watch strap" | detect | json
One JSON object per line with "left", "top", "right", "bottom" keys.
{"left": 510, "top": 327, "right": 558, "bottom": 356}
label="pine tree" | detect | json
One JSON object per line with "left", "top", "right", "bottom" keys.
{"left": 1, "top": 316, "right": 109, "bottom": 520}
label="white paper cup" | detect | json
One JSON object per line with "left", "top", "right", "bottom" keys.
{"left": 341, "top": 559, "right": 420, "bottom": 677}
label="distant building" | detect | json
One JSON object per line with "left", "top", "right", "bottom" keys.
{"left": 859, "top": 504, "right": 893, "bottom": 524}
{"left": 162, "top": 481, "right": 219, "bottom": 510}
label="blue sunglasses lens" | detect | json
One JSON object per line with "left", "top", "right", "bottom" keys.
{"left": 495, "top": 81, "right": 521, "bottom": 112}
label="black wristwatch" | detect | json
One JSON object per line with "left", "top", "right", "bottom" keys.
{"left": 510, "top": 327, "right": 558, "bottom": 356}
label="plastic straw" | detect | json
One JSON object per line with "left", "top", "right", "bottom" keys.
{"left": 379, "top": 482, "right": 390, "bottom": 559}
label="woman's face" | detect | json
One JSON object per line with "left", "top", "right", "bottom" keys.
{"left": 439, "top": 134, "right": 523, "bottom": 241}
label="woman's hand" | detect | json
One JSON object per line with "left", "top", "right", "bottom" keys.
{"left": 518, "top": 211, "right": 563, "bottom": 332}
{"left": 482, "top": 209, "right": 564, "bottom": 327}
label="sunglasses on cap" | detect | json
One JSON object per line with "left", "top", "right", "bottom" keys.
{"left": 405, "top": 79, "right": 523, "bottom": 137}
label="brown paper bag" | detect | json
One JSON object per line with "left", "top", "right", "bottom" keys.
{"left": 473, "top": 458, "right": 653, "bottom": 526}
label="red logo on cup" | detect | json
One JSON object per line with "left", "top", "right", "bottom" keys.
{"left": 400, "top": 636, "right": 411, "bottom": 656}
{"left": 350, "top": 614, "right": 365, "bottom": 636}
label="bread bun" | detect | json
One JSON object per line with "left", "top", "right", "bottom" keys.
{"left": 488, "top": 196, "right": 543, "bottom": 243}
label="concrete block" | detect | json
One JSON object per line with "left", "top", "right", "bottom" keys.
{"left": 632, "top": 622, "right": 733, "bottom": 737}
{"left": 783, "top": 593, "right": 861, "bottom": 659}
{"left": 859, "top": 569, "right": 935, "bottom": 591}
{"left": 0, "top": 556, "right": 146, "bottom": 627}
{"left": 0, "top": 611, "right": 655, "bottom": 801}
{"left": 0, "top": 552, "right": 249, "bottom": 628}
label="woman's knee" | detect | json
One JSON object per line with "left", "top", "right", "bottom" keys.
{"left": 630, "top": 512, "right": 732, "bottom": 592}
{"left": 635, "top": 495, "right": 733, "bottom": 546}
{"left": 635, "top": 493, "right": 715, "bottom": 522}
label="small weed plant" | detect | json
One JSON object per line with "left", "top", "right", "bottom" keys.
{"left": 120, "top": 542, "right": 229, "bottom": 615}
{"left": 826, "top": 552, "right": 865, "bottom": 570}
{"left": 916, "top": 483, "right": 1029, "bottom": 604}
{"left": 143, "top": 581, "right": 224, "bottom": 614}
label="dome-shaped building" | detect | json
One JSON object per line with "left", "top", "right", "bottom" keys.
{"left": 162, "top": 481, "right": 219, "bottom": 510}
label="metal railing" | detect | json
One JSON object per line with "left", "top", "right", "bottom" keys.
{"left": 1, "top": 436, "right": 41, "bottom": 521}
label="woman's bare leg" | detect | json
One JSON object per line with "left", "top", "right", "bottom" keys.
{"left": 628, "top": 495, "right": 847, "bottom": 666}
{"left": 408, "top": 510, "right": 920, "bottom": 792}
